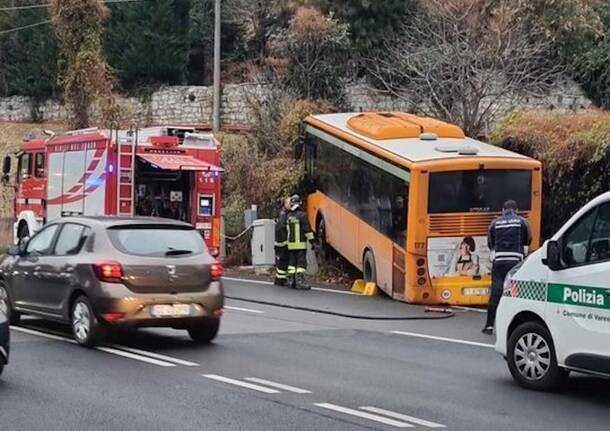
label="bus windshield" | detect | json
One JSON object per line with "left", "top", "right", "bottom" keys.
{"left": 428, "top": 169, "right": 532, "bottom": 213}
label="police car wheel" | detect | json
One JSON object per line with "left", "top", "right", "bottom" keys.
{"left": 507, "top": 321, "right": 568, "bottom": 391}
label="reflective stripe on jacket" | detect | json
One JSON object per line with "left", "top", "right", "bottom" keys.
{"left": 488, "top": 210, "right": 532, "bottom": 264}
{"left": 287, "top": 208, "right": 314, "bottom": 250}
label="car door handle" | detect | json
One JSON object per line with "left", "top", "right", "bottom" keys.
{"left": 64, "top": 266, "right": 75, "bottom": 273}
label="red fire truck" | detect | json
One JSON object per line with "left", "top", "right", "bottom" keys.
{"left": 3, "top": 126, "right": 223, "bottom": 256}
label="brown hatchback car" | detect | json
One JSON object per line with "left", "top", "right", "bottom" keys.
{"left": 0, "top": 217, "right": 224, "bottom": 346}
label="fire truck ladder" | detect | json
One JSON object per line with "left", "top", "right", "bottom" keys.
{"left": 117, "top": 129, "right": 137, "bottom": 216}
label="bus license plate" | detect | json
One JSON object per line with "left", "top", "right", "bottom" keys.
{"left": 151, "top": 304, "right": 191, "bottom": 317}
{"left": 462, "top": 288, "right": 489, "bottom": 296}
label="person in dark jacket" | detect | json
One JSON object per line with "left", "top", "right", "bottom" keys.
{"left": 274, "top": 197, "right": 291, "bottom": 286}
{"left": 483, "top": 200, "right": 532, "bottom": 334}
{"left": 286, "top": 194, "right": 314, "bottom": 290}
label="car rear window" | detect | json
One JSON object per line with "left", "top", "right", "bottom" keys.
{"left": 107, "top": 225, "right": 206, "bottom": 257}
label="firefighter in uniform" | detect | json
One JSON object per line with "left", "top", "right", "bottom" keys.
{"left": 483, "top": 200, "right": 532, "bottom": 334}
{"left": 274, "top": 197, "right": 291, "bottom": 286}
{"left": 286, "top": 194, "right": 314, "bottom": 290}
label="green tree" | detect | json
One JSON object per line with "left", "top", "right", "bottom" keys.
{"left": 308, "top": 0, "right": 415, "bottom": 55}
{"left": 0, "top": 4, "right": 59, "bottom": 100}
{"left": 50, "top": 0, "right": 121, "bottom": 128}
{"left": 563, "top": 3, "right": 610, "bottom": 108}
{"left": 105, "top": 0, "right": 190, "bottom": 90}
{"left": 271, "top": 6, "right": 350, "bottom": 106}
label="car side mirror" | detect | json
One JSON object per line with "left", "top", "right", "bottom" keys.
{"left": 545, "top": 240, "right": 563, "bottom": 271}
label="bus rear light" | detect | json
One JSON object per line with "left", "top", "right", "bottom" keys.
{"left": 423, "top": 292, "right": 430, "bottom": 299}
{"left": 93, "top": 262, "right": 123, "bottom": 283}
{"left": 417, "top": 277, "right": 427, "bottom": 286}
{"left": 417, "top": 268, "right": 426, "bottom": 276}
{"left": 416, "top": 258, "right": 425, "bottom": 267}
{"left": 210, "top": 262, "right": 224, "bottom": 281}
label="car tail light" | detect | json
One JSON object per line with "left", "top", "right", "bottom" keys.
{"left": 93, "top": 261, "right": 123, "bottom": 283}
{"left": 102, "top": 312, "right": 124, "bottom": 322}
{"left": 210, "top": 262, "right": 223, "bottom": 281}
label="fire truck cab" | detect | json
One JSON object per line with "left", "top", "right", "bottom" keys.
{"left": 4, "top": 126, "right": 223, "bottom": 256}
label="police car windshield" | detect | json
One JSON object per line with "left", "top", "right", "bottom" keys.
{"left": 428, "top": 169, "right": 532, "bottom": 213}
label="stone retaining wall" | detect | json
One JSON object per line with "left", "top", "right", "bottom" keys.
{"left": 0, "top": 81, "right": 593, "bottom": 128}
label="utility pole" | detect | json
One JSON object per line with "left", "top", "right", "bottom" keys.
{"left": 212, "top": 0, "right": 221, "bottom": 132}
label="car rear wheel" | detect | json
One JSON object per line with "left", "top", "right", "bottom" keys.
{"left": 188, "top": 318, "right": 220, "bottom": 344}
{"left": 507, "top": 321, "right": 568, "bottom": 391}
{"left": 71, "top": 296, "right": 105, "bottom": 347}
{"left": 0, "top": 283, "right": 19, "bottom": 325}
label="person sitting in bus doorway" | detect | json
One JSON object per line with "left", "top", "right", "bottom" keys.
{"left": 286, "top": 194, "right": 314, "bottom": 290}
{"left": 483, "top": 200, "right": 532, "bottom": 334}
{"left": 274, "top": 197, "right": 291, "bottom": 286}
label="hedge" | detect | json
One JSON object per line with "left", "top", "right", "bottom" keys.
{"left": 490, "top": 110, "right": 610, "bottom": 239}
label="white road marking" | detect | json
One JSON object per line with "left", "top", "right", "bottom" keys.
{"left": 11, "top": 326, "right": 178, "bottom": 367}
{"left": 202, "top": 374, "right": 281, "bottom": 394}
{"left": 110, "top": 345, "right": 199, "bottom": 366}
{"left": 311, "top": 287, "right": 358, "bottom": 295}
{"left": 223, "top": 277, "right": 358, "bottom": 295}
{"left": 391, "top": 330, "right": 494, "bottom": 349}
{"left": 225, "top": 305, "right": 265, "bottom": 314}
{"left": 244, "top": 377, "right": 311, "bottom": 394}
{"left": 314, "top": 403, "right": 413, "bottom": 428}
{"left": 96, "top": 346, "right": 176, "bottom": 367}
{"left": 10, "top": 325, "right": 76, "bottom": 343}
{"left": 360, "top": 407, "right": 446, "bottom": 428}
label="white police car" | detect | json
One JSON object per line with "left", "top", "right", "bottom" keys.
{"left": 495, "top": 192, "right": 610, "bottom": 390}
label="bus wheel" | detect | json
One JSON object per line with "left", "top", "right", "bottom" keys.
{"left": 363, "top": 250, "right": 377, "bottom": 284}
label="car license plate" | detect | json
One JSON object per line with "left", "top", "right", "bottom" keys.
{"left": 150, "top": 304, "right": 191, "bottom": 317}
{"left": 462, "top": 288, "right": 489, "bottom": 296}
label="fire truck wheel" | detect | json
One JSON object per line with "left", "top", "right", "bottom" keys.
{"left": 71, "top": 296, "right": 106, "bottom": 347}
{"left": 188, "top": 318, "right": 220, "bottom": 344}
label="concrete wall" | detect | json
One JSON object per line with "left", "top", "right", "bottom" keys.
{"left": 0, "top": 81, "right": 593, "bottom": 129}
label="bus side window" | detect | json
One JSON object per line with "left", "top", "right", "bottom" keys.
{"left": 17, "top": 153, "right": 32, "bottom": 183}
{"left": 35, "top": 152, "right": 45, "bottom": 177}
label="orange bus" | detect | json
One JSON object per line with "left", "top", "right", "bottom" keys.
{"left": 302, "top": 112, "right": 541, "bottom": 305}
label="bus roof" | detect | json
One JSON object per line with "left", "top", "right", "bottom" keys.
{"left": 306, "top": 112, "right": 530, "bottom": 164}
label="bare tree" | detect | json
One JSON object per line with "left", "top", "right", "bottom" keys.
{"left": 366, "top": 0, "right": 563, "bottom": 137}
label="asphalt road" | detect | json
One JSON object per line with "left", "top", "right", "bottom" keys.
{"left": 1, "top": 278, "right": 609, "bottom": 430}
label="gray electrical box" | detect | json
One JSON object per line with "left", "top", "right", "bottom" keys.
{"left": 251, "top": 219, "right": 276, "bottom": 266}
